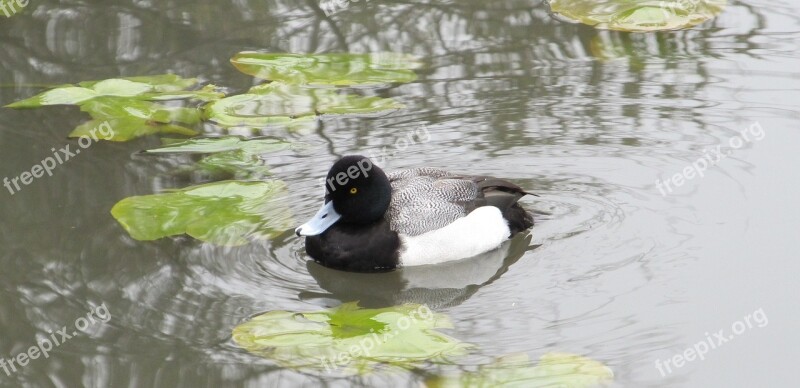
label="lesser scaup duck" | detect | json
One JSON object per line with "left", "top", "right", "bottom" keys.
{"left": 295, "top": 155, "right": 534, "bottom": 272}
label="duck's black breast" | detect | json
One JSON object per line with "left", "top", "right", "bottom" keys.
{"left": 305, "top": 219, "right": 400, "bottom": 272}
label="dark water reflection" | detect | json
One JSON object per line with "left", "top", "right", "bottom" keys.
{"left": 2, "top": 0, "right": 799, "bottom": 386}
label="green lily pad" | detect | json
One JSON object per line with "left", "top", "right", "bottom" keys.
{"left": 80, "top": 98, "right": 202, "bottom": 124}
{"left": 232, "top": 302, "right": 470, "bottom": 375}
{"left": 66, "top": 98, "right": 201, "bottom": 142}
{"left": 111, "top": 180, "right": 293, "bottom": 246}
{"left": 205, "top": 83, "right": 402, "bottom": 127}
{"left": 426, "top": 352, "right": 614, "bottom": 387}
{"left": 6, "top": 74, "right": 223, "bottom": 108}
{"left": 78, "top": 74, "right": 197, "bottom": 92}
{"left": 547, "top": 0, "right": 727, "bottom": 32}
{"left": 143, "top": 136, "right": 295, "bottom": 179}
{"left": 70, "top": 118, "right": 198, "bottom": 142}
{"left": 145, "top": 136, "right": 293, "bottom": 155}
{"left": 192, "top": 150, "right": 272, "bottom": 179}
{"left": 231, "top": 52, "right": 421, "bottom": 86}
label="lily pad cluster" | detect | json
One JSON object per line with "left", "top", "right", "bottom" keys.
{"left": 7, "top": 75, "right": 221, "bottom": 141}
{"left": 144, "top": 136, "right": 295, "bottom": 180}
{"left": 205, "top": 82, "right": 403, "bottom": 128}
{"left": 5, "top": 53, "right": 421, "bottom": 246}
{"left": 233, "top": 302, "right": 469, "bottom": 374}
{"left": 230, "top": 52, "right": 421, "bottom": 86}
{"left": 205, "top": 53, "right": 418, "bottom": 127}
{"left": 547, "top": 0, "right": 727, "bottom": 32}
{"left": 232, "top": 303, "right": 615, "bottom": 384}
{"left": 111, "top": 180, "right": 293, "bottom": 246}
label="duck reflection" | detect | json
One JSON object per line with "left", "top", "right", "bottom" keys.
{"left": 300, "top": 233, "right": 535, "bottom": 309}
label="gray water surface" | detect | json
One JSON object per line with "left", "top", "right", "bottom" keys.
{"left": 1, "top": 0, "right": 799, "bottom": 387}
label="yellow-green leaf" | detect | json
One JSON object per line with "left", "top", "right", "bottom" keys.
{"left": 143, "top": 136, "right": 295, "bottom": 179}
{"left": 231, "top": 52, "right": 421, "bottom": 86}
{"left": 111, "top": 180, "right": 293, "bottom": 245}
{"left": 205, "top": 83, "right": 402, "bottom": 127}
{"left": 548, "top": 0, "right": 727, "bottom": 32}
{"left": 232, "top": 302, "right": 469, "bottom": 375}
{"left": 145, "top": 136, "right": 293, "bottom": 155}
{"left": 6, "top": 75, "right": 222, "bottom": 108}
{"left": 69, "top": 118, "right": 198, "bottom": 142}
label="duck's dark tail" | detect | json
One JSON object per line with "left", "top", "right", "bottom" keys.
{"left": 466, "top": 177, "right": 536, "bottom": 235}
{"left": 504, "top": 202, "right": 534, "bottom": 235}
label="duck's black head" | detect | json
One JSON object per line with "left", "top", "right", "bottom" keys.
{"left": 295, "top": 155, "right": 391, "bottom": 236}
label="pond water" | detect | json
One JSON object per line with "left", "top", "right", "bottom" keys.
{"left": 1, "top": 0, "right": 799, "bottom": 387}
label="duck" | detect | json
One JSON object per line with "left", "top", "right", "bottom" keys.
{"left": 295, "top": 155, "right": 535, "bottom": 272}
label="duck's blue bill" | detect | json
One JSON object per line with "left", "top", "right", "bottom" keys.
{"left": 295, "top": 201, "right": 342, "bottom": 236}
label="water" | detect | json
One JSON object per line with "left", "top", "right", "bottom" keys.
{"left": 1, "top": 0, "right": 799, "bottom": 386}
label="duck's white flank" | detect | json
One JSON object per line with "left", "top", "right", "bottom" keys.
{"left": 398, "top": 206, "right": 511, "bottom": 266}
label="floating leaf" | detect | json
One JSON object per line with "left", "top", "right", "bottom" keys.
{"left": 246, "top": 82, "right": 404, "bottom": 115}
{"left": 6, "top": 74, "right": 223, "bottom": 108}
{"left": 111, "top": 180, "right": 293, "bottom": 246}
{"left": 205, "top": 83, "right": 402, "bottom": 127}
{"left": 7, "top": 87, "right": 100, "bottom": 107}
{"left": 82, "top": 79, "right": 153, "bottom": 97}
{"left": 65, "top": 98, "right": 201, "bottom": 142}
{"left": 78, "top": 74, "right": 198, "bottom": 92}
{"left": 80, "top": 98, "right": 202, "bottom": 124}
{"left": 231, "top": 52, "right": 421, "bottom": 86}
{"left": 547, "top": 0, "right": 727, "bottom": 32}
{"left": 426, "top": 353, "right": 614, "bottom": 387}
{"left": 143, "top": 136, "right": 295, "bottom": 179}
{"left": 232, "top": 302, "right": 469, "bottom": 375}
{"left": 145, "top": 136, "right": 293, "bottom": 155}
{"left": 204, "top": 93, "right": 314, "bottom": 127}
{"left": 327, "top": 302, "right": 390, "bottom": 339}
{"left": 70, "top": 118, "right": 198, "bottom": 142}
{"left": 193, "top": 150, "right": 272, "bottom": 179}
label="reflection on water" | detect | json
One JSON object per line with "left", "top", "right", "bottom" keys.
{"left": 303, "top": 233, "right": 533, "bottom": 309}
{"left": 2, "top": 0, "right": 800, "bottom": 386}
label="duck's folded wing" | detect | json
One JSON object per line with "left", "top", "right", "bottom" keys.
{"left": 387, "top": 167, "right": 452, "bottom": 184}
{"left": 387, "top": 168, "right": 534, "bottom": 236}
{"left": 387, "top": 170, "right": 481, "bottom": 236}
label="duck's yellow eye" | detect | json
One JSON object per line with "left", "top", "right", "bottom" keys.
{"left": 349, "top": 187, "right": 358, "bottom": 194}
